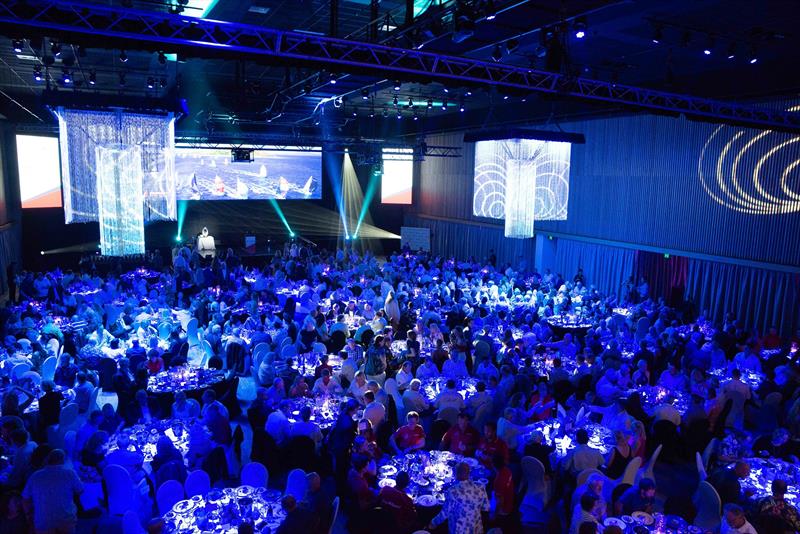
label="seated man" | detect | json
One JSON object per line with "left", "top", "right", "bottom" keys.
{"left": 756, "top": 478, "right": 800, "bottom": 533}
{"left": 435, "top": 379, "right": 465, "bottom": 413}
{"left": 720, "top": 503, "right": 758, "bottom": 534}
{"left": 379, "top": 471, "right": 418, "bottom": 532}
{"left": 288, "top": 406, "right": 323, "bottom": 451}
{"left": 389, "top": 412, "right": 426, "bottom": 455}
{"left": 615, "top": 477, "right": 656, "bottom": 515}
{"left": 563, "top": 428, "right": 605, "bottom": 477}
{"left": 440, "top": 412, "right": 480, "bottom": 457}
{"left": 402, "top": 379, "right": 430, "bottom": 415}
{"left": 312, "top": 368, "right": 344, "bottom": 396}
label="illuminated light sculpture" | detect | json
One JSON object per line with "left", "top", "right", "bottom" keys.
{"left": 56, "top": 108, "right": 176, "bottom": 255}
{"left": 95, "top": 145, "right": 145, "bottom": 256}
{"left": 699, "top": 105, "right": 800, "bottom": 215}
{"left": 473, "top": 138, "right": 571, "bottom": 237}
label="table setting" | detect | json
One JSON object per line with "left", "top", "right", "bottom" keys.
{"left": 520, "top": 418, "right": 614, "bottom": 459}
{"left": 285, "top": 395, "right": 346, "bottom": 430}
{"left": 107, "top": 418, "right": 192, "bottom": 463}
{"left": 603, "top": 512, "right": 707, "bottom": 533}
{"left": 377, "top": 450, "right": 490, "bottom": 507}
{"left": 147, "top": 367, "right": 226, "bottom": 394}
{"left": 630, "top": 385, "right": 690, "bottom": 417}
{"left": 418, "top": 377, "right": 485, "bottom": 404}
{"left": 162, "top": 485, "right": 286, "bottom": 533}
{"left": 739, "top": 456, "right": 799, "bottom": 506}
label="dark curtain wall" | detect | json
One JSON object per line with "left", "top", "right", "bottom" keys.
{"left": 634, "top": 251, "right": 689, "bottom": 307}
{"left": 403, "top": 213, "right": 535, "bottom": 268}
{"left": 551, "top": 238, "right": 635, "bottom": 299}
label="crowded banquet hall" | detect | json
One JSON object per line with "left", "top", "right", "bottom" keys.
{"left": 0, "top": 1, "right": 799, "bottom": 534}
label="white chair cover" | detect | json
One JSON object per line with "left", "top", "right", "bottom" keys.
{"left": 103, "top": 464, "right": 138, "bottom": 516}
{"left": 693, "top": 480, "right": 722, "bottom": 531}
{"left": 11, "top": 363, "right": 31, "bottom": 380}
{"left": 59, "top": 403, "right": 80, "bottom": 430}
{"left": 86, "top": 386, "right": 101, "bottom": 413}
{"left": 696, "top": 452, "right": 707, "bottom": 481}
{"left": 46, "top": 338, "right": 60, "bottom": 357}
{"left": 63, "top": 430, "right": 77, "bottom": 463}
{"left": 281, "top": 344, "right": 298, "bottom": 359}
{"left": 619, "top": 456, "right": 642, "bottom": 486}
{"left": 312, "top": 342, "right": 327, "bottom": 355}
{"left": 240, "top": 461, "right": 269, "bottom": 488}
{"left": 521, "top": 456, "right": 548, "bottom": 506}
{"left": 156, "top": 479, "right": 185, "bottom": 515}
{"left": 328, "top": 496, "right": 340, "bottom": 534}
{"left": 21, "top": 371, "right": 42, "bottom": 386}
{"left": 158, "top": 322, "right": 172, "bottom": 341}
{"left": 284, "top": 468, "right": 307, "bottom": 501}
{"left": 121, "top": 509, "right": 146, "bottom": 534}
{"left": 184, "top": 470, "right": 211, "bottom": 498}
{"left": 186, "top": 318, "right": 199, "bottom": 347}
{"left": 40, "top": 356, "right": 57, "bottom": 382}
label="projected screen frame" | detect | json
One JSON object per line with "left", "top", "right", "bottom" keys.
{"left": 472, "top": 137, "right": 571, "bottom": 222}
{"left": 16, "top": 134, "right": 63, "bottom": 209}
{"left": 381, "top": 148, "right": 414, "bottom": 205}
{"left": 174, "top": 146, "right": 323, "bottom": 201}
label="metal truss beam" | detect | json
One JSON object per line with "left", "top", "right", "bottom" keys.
{"left": 1, "top": 0, "right": 799, "bottom": 132}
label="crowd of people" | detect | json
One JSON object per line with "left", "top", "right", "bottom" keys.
{"left": 0, "top": 240, "right": 798, "bottom": 534}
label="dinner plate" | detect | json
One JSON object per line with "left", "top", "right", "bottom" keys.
{"left": 632, "top": 511, "right": 654, "bottom": 525}
{"left": 603, "top": 517, "right": 626, "bottom": 530}
{"left": 621, "top": 515, "right": 634, "bottom": 524}
{"left": 378, "top": 478, "right": 396, "bottom": 488}
{"left": 416, "top": 495, "right": 438, "bottom": 507}
{"left": 173, "top": 499, "right": 197, "bottom": 514}
{"left": 237, "top": 485, "right": 255, "bottom": 497}
{"left": 380, "top": 465, "right": 398, "bottom": 476}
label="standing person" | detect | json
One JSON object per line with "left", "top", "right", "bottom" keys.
{"left": 428, "top": 462, "right": 490, "bottom": 534}
{"left": 22, "top": 449, "right": 83, "bottom": 534}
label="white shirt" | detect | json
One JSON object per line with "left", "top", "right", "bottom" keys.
{"left": 720, "top": 519, "right": 758, "bottom": 534}
{"left": 265, "top": 410, "right": 290, "bottom": 446}
{"left": 436, "top": 389, "right": 465, "bottom": 412}
{"left": 364, "top": 401, "right": 386, "bottom": 429}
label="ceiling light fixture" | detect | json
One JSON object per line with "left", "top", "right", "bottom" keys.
{"left": 119, "top": 50, "right": 128, "bottom": 63}
{"left": 491, "top": 44, "right": 503, "bottom": 62}
{"left": 61, "top": 68, "right": 71, "bottom": 84}
{"left": 33, "top": 65, "right": 42, "bottom": 82}
{"left": 574, "top": 17, "right": 587, "bottom": 39}
{"left": 88, "top": 69, "right": 96, "bottom": 85}
{"left": 12, "top": 39, "right": 23, "bottom": 53}
{"left": 50, "top": 41, "right": 61, "bottom": 57}
{"left": 361, "top": 89, "right": 369, "bottom": 100}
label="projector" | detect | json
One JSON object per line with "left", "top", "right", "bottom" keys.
{"left": 231, "top": 148, "right": 253, "bottom": 162}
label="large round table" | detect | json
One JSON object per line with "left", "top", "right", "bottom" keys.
{"left": 147, "top": 367, "right": 227, "bottom": 395}
{"left": 377, "top": 450, "right": 490, "bottom": 506}
{"left": 162, "top": 486, "right": 285, "bottom": 533}
{"left": 107, "top": 418, "right": 193, "bottom": 464}
{"left": 519, "top": 418, "right": 614, "bottom": 459}
{"left": 418, "top": 377, "right": 486, "bottom": 404}
{"left": 739, "top": 457, "right": 799, "bottom": 506}
{"left": 628, "top": 385, "right": 690, "bottom": 417}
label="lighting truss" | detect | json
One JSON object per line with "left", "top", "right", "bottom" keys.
{"left": 1, "top": 0, "right": 797, "bottom": 131}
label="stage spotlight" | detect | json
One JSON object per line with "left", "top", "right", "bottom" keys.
{"left": 491, "top": 44, "right": 503, "bottom": 62}
{"left": 352, "top": 110, "right": 357, "bottom": 117}
{"left": 289, "top": 232, "right": 295, "bottom": 238}
{"left": 175, "top": 235, "right": 181, "bottom": 242}
{"left": 427, "top": 98, "right": 433, "bottom": 109}
{"left": 361, "top": 89, "right": 369, "bottom": 100}
{"left": 396, "top": 112, "right": 402, "bottom": 119}
{"left": 393, "top": 80, "right": 401, "bottom": 91}
{"left": 146, "top": 77, "right": 155, "bottom": 89}
{"left": 369, "top": 109, "right": 375, "bottom": 118}
{"left": 748, "top": 46, "right": 758, "bottom": 63}
{"left": 61, "top": 69, "right": 71, "bottom": 84}
{"left": 50, "top": 40, "right": 61, "bottom": 57}
{"left": 408, "top": 97, "right": 414, "bottom": 107}
{"left": 12, "top": 39, "right": 23, "bottom": 53}
{"left": 503, "top": 95, "right": 509, "bottom": 100}
{"left": 413, "top": 112, "right": 418, "bottom": 121}
{"left": 651, "top": 26, "right": 662, "bottom": 44}
{"left": 726, "top": 43, "right": 736, "bottom": 59}
{"left": 441, "top": 99, "right": 447, "bottom": 110}
{"left": 119, "top": 50, "right": 128, "bottom": 63}
{"left": 33, "top": 65, "right": 42, "bottom": 82}
{"left": 158, "top": 51, "right": 167, "bottom": 65}
{"left": 443, "top": 87, "right": 449, "bottom": 93}
{"left": 393, "top": 95, "right": 398, "bottom": 106}
{"left": 329, "top": 73, "right": 337, "bottom": 84}
{"left": 574, "top": 18, "right": 587, "bottom": 39}
{"left": 88, "top": 69, "right": 96, "bottom": 85}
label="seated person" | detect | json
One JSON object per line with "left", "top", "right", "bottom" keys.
{"left": 720, "top": 503, "right": 758, "bottom": 534}
{"left": 440, "top": 413, "right": 480, "bottom": 457}
{"left": 615, "top": 477, "right": 656, "bottom": 515}
{"left": 389, "top": 412, "right": 426, "bottom": 455}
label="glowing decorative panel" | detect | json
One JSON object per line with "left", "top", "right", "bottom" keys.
{"left": 381, "top": 148, "right": 413, "bottom": 204}
{"left": 473, "top": 138, "right": 571, "bottom": 227}
{"left": 96, "top": 146, "right": 145, "bottom": 256}
{"left": 16, "top": 135, "right": 62, "bottom": 208}
{"left": 56, "top": 108, "right": 176, "bottom": 224}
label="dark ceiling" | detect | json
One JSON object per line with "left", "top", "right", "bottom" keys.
{"left": 0, "top": 0, "right": 798, "bottom": 141}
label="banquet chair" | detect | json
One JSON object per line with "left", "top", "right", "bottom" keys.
{"left": 121, "top": 510, "right": 146, "bottom": 534}
{"left": 473, "top": 401, "right": 493, "bottom": 433}
{"left": 695, "top": 452, "right": 707, "bottom": 481}
{"left": 156, "top": 479, "right": 185, "bottom": 515}
{"left": 57, "top": 403, "right": 81, "bottom": 437}
{"left": 635, "top": 444, "right": 661, "bottom": 485}
{"left": 21, "top": 371, "right": 42, "bottom": 386}
{"left": 472, "top": 340, "right": 490, "bottom": 362}
{"left": 519, "top": 456, "right": 549, "bottom": 525}
{"left": 576, "top": 468, "right": 604, "bottom": 488}
{"left": 618, "top": 456, "right": 642, "bottom": 486}
{"left": 610, "top": 483, "right": 631, "bottom": 516}
{"left": 86, "top": 386, "right": 101, "bottom": 414}
{"left": 384, "top": 379, "right": 405, "bottom": 422}
{"left": 186, "top": 318, "right": 200, "bottom": 347}
{"left": 701, "top": 438, "right": 718, "bottom": 474}
{"left": 201, "top": 340, "right": 215, "bottom": 367}
{"left": 158, "top": 322, "right": 172, "bottom": 341}
{"left": 46, "top": 338, "right": 60, "bottom": 357}
{"left": 284, "top": 468, "right": 308, "bottom": 501}
{"left": 692, "top": 480, "right": 722, "bottom": 531}
{"left": 724, "top": 390, "right": 746, "bottom": 430}
{"left": 327, "top": 496, "right": 340, "bottom": 534}
{"left": 329, "top": 330, "right": 347, "bottom": 353}
{"left": 252, "top": 343, "right": 269, "bottom": 363}
{"left": 184, "top": 470, "right": 211, "bottom": 498}
{"left": 103, "top": 464, "right": 139, "bottom": 516}
{"left": 240, "top": 461, "right": 269, "bottom": 488}
{"left": 281, "top": 344, "right": 298, "bottom": 360}
{"left": 63, "top": 430, "right": 77, "bottom": 464}
{"left": 40, "top": 356, "right": 57, "bottom": 382}
{"left": 312, "top": 342, "right": 327, "bottom": 355}
{"left": 10, "top": 362, "right": 31, "bottom": 380}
